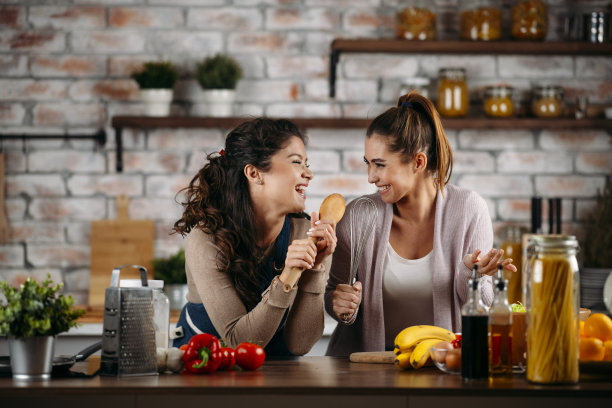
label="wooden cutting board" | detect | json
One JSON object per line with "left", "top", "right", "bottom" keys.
{"left": 349, "top": 351, "right": 396, "bottom": 364}
{"left": 89, "top": 195, "right": 155, "bottom": 307}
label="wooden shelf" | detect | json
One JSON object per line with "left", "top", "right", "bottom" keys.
{"left": 328, "top": 39, "right": 612, "bottom": 97}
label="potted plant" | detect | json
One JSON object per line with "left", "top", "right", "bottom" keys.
{"left": 0, "top": 275, "right": 84, "bottom": 380}
{"left": 580, "top": 180, "right": 612, "bottom": 311}
{"left": 193, "top": 54, "right": 243, "bottom": 117}
{"left": 131, "top": 60, "right": 179, "bottom": 117}
{"left": 153, "top": 248, "right": 188, "bottom": 311}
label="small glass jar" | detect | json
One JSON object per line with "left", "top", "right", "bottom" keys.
{"left": 512, "top": 0, "right": 548, "bottom": 40}
{"left": 525, "top": 235, "right": 579, "bottom": 384}
{"left": 495, "top": 225, "right": 529, "bottom": 305}
{"left": 460, "top": 0, "right": 502, "bottom": 41}
{"left": 399, "top": 77, "right": 431, "bottom": 99}
{"left": 484, "top": 85, "right": 515, "bottom": 118}
{"left": 437, "top": 68, "right": 469, "bottom": 117}
{"left": 396, "top": 0, "right": 436, "bottom": 40}
{"left": 531, "top": 85, "right": 564, "bottom": 118}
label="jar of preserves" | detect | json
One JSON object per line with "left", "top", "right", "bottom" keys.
{"left": 525, "top": 235, "right": 579, "bottom": 384}
{"left": 460, "top": 0, "right": 502, "bottom": 41}
{"left": 512, "top": 0, "right": 548, "bottom": 40}
{"left": 531, "top": 86, "right": 563, "bottom": 118}
{"left": 484, "top": 85, "right": 514, "bottom": 118}
{"left": 396, "top": 0, "right": 436, "bottom": 40}
{"left": 437, "top": 68, "right": 469, "bottom": 117}
{"left": 399, "top": 77, "right": 431, "bottom": 99}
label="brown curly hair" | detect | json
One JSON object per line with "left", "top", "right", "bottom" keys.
{"left": 173, "top": 118, "right": 307, "bottom": 309}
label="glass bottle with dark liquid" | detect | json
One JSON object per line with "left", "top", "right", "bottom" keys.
{"left": 461, "top": 265, "right": 489, "bottom": 380}
{"left": 489, "top": 264, "right": 513, "bottom": 376}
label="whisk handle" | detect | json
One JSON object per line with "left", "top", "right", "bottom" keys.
{"left": 282, "top": 236, "right": 318, "bottom": 292}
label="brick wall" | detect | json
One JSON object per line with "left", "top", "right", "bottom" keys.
{"left": 0, "top": 0, "right": 611, "bottom": 303}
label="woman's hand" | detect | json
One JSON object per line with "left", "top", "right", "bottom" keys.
{"left": 306, "top": 212, "right": 337, "bottom": 269}
{"left": 284, "top": 238, "right": 318, "bottom": 271}
{"left": 463, "top": 248, "right": 517, "bottom": 276}
{"left": 332, "top": 281, "right": 362, "bottom": 322}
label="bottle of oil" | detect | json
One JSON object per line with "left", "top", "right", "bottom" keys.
{"left": 489, "top": 265, "right": 513, "bottom": 376}
{"left": 461, "top": 265, "right": 489, "bottom": 380}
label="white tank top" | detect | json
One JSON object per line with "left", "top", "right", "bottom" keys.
{"left": 383, "top": 242, "right": 435, "bottom": 350}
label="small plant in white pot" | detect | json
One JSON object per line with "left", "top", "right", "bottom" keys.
{"left": 0, "top": 276, "right": 84, "bottom": 380}
{"left": 153, "top": 248, "right": 188, "bottom": 311}
{"left": 194, "top": 54, "right": 243, "bottom": 117}
{"left": 131, "top": 60, "right": 179, "bottom": 117}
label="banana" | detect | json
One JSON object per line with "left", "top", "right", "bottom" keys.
{"left": 394, "top": 325, "right": 456, "bottom": 353}
{"left": 409, "top": 338, "right": 442, "bottom": 369}
{"left": 394, "top": 350, "right": 412, "bottom": 370}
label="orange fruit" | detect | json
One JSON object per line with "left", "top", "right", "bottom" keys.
{"left": 604, "top": 340, "right": 612, "bottom": 362}
{"left": 584, "top": 313, "right": 612, "bottom": 341}
{"left": 579, "top": 337, "right": 605, "bottom": 361}
{"left": 579, "top": 321, "right": 586, "bottom": 337}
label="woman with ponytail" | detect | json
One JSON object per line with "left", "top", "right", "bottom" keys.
{"left": 325, "top": 92, "right": 516, "bottom": 356}
{"left": 172, "top": 118, "right": 337, "bottom": 356}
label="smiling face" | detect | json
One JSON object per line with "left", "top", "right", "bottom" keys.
{"left": 364, "top": 133, "right": 419, "bottom": 204}
{"left": 259, "top": 136, "right": 313, "bottom": 214}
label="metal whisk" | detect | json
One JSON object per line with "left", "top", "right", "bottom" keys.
{"left": 348, "top": 196, "right": 378, "bottom": 285}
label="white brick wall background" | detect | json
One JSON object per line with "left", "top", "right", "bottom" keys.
{"left": 0, "top": 0, "right": 611, "bottom": 303}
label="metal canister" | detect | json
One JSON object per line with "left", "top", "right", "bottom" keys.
{"left": 525, "top": 235, "right": 580, "bottom": 384}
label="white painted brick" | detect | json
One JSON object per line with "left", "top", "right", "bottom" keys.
{"left": 32, "top": 55, "right": 107, "bottom": 78}
{"left": 109, "top": 7, "right": 184, "bottom": 28}
{"left": 304, "top": 32, "right": 335, "bottom": 54}
{"left": 33, "top": 102, "right": 104, "bottom": 126}
{"left": 267, "top": 56, "right": 327, "bottom": 79}
{"left": 103, "top": 125, "right": 147, "bottom": 150}
{"left": 342, "top": 9, "right": 394, "bottom": 34}
{"left": 149, "top": 31, "right": 224, "bottom": 56}
{"left": 540, "top": 129, "right": 611, "bottom": 151}
{"left": 576, "top": 152, "right": 612, "bottom": 174}
{"left": 0, "top": 79, "right": 67, "bottom": 100}
{"left": 10, "top": 221, "right": 64, "bottom": 243}
{"left": 0, "top": 54, "right": 28, "bottom": 76}
{"left": 306, "top": 150, "right": 341, "bottom": 173}
{"left": 308, "top": 129, "right": 365, "bottom": 149}
{"left": 65, "top": 221, "right": 91, "bottom": 245}
{"left": 335, "top": 79, "right": 379, "bottom": 102}
{"left": 458, "top": 130, "right": 535, "bottom": 150}
{"left": 4, "top": 151, "right": 26, "bottom": 173}
{"left": 187, "top": 8, "right": 263, "bottom": 30}
{"left": 228, "top": 32, "right": 302, "bottom": 54}
{"left": 237, "top": 79, "right": 300, "bottom": 102}
{"left": 496, "top": 198, "right": 531, "bottom": 222}
{"left": 342, "top": 150, "right": 368, "bottom": 173}
{"left": 115, "top": 151, "right": 185, "bottom": 174}
{"left": 6, "top": 175, "right": 65, "bottom": 197}
{"left": 266, "top": 8, "right": 339, "bottom": 30}
{"left": 6, "top": 198, "right": 26, "bottom": 220}
{"left": 343, "top": 55, "right": 419, "bottom": 79}
{"left": 29, "top": 198, "right": 106, "bottom": 221}
{"left": 68, "top": 79, "right": 139, "bottom": 102}
{"left": 63, "top": 268, "right": 91, "bottom": 292}
{"left": 575, "top": 57, "right": 612, "bottom": 78}
{"left": 266, "top": 102, "right": 341, "bottom": 118}
{"left": 576, "top": 199, "right": 598, "bottom": 221}
{"left": 420, "top": 56, "right": 497, "bottom": 78}
{"left": 0, "top": 30, "right": 66, "bottom": 53}
{"left": 108, "top": 55, "right": 155, "bottom": 77}
{"left": 187, "top": 153, "right": 210, "bottom": 175}
{"left": 0, "top": 5, "right": 25, "bottom": 29}
{"left": 453, "top": 151, "right": 495, "bottom": 174}
{"left": 308, "top": 173, "right": 375, "bottom": 197}
{"left": 29, "top": 151, "right": 105, "bottom": 172}
{"left": 0, "top": 103, "right": 25, "bottom": 125}
{"left": 148, "top": 128, "right": 224, "bottom": 150}
{"left": 130, "top": 197, "right": 183, "bottom": 221}
{"left": 458, "top": 175, "right": 533, "bottom": 197}
{"left": 342, "top": 102, "right": 388, "bottom": 119}
{"left": 483, "top": 197, "right": 496, "bottom": 221}
{"left": 306, "top": 0, "right": 379, "bottom": 5}
{"left": 146, "top": 175, "right": 192, "bottom": 197}
{"left": 72, "top": 30, "right": 146, "bottom": 53}
{"left": 233, "top": 103, "right": 264, "bottom": 117}
{"left": 535, "top": 176, "right": 606, "bottom": 198}
{"left": 0, "top": 246, "right": 25, "bottom": 267}
{"left": 498, "top": 56, "right": 573, "bottom": 79}
{"left": 29, "top": 6, "right": 105, "bottom": 29}
{"left": 149, "top": 0, "right": 223, "bottom": 5}
{"left": 68, "top": 175, "right": 144, "bottom": 196}
{"left": 27, "top": 244, "right": 90, "bottom": 268}
{"left": 497, "top": 151, "right": 573, "bottom": 174}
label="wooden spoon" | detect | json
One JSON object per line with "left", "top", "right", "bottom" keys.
{"left": 282, "top": 193, "right": 346, "bottom": 292}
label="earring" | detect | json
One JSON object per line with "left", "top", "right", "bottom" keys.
{"left": 257, "top": 180, "right": 263, "bottom": 185}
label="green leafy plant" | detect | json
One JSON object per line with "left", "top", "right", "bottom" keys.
{"left": 153, "top": 248, "right": 187, "bottom": 284}
{"left": 0, "top": 275, "right": 85, "bottom": 338}
{"left": 195, "top": 54, "right": 243, "bottom": 90}
{"left": 582, "top": 180, "right": 612, "bottom": 268}
{"left": 131, "top": 60, "right": 179, "bottom": 89}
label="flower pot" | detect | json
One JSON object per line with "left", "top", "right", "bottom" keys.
{"left": 165, "top": 283, "right": 188, "bottom": 311}
{"left": 8, "top": 336, "right": 55, "bottom": 380}
{"left": 192, "top": 89, "right": 235, "bottom": 117}
{"left": 140, "top": 89, "right": 173, "bottom": 116}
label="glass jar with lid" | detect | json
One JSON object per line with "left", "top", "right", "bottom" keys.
{"left": 399, "top": 77, "right": 431, "bottom": 99}
{"left": 531, "top": 85, "right": 564, "bottom": 118}
{"left": 396, "top": 0, "right": 436, "bottom": 40}
{"left": 460, "top": 0, "right": 502, "bottom": 41}
{"left": 437, "top": 68, "right": 469, "bottom": 117}
{"left": 512, "top": 1, "right": 548, "bottom": 40}
{"left": 484, "top": 85, "right": 515, "bottom": 118}
{"left": 525, "top": 235, "right": 579, "bottom": 384}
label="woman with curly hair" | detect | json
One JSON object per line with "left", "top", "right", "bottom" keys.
{"left": 172, "top": 118, "right": 337, "bottom": 356}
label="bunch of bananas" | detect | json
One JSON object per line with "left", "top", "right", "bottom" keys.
{"left": 393, "top": 325, "right": 456, "bottom": 370}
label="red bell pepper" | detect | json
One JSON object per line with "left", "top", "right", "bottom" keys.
{"left": 182, "top": 333, "right": 222, "bottom": 374}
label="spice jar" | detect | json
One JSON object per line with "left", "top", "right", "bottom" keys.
{"left": 512, "top": 0, "right": 548, "bottom": 40}
{"left": 437, "top": 68, "right": 469, "bottom": 117}
{"left": 399, "top": 77, "right": 431, "bottom": 99}
{"left": 525, "top": 235, "right": 579, "bottom": 384}
{"left": 531, "top": 86, "right": 564, "bottom": 118}
{"left": 460, "top": 0, "right": 502, "bottom": 41}
{"left": 396, "top": 0, "right": 436, "bottom": 40}
{"left": 484, "top": 85, "right": 515, "bottom": 118}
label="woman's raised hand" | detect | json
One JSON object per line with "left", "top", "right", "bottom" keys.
{"left": 306, "top": 211, "right": 337, "bottom": 269}
{"left": 332, "top": 281, "right": 362, "bottom": 322}
{"left": 463, "top": 248, "right": 517, "bottom": 276}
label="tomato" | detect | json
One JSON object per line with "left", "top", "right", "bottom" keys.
{"left": 451, "top": 333, "right": 462, "bottom": 349}
{"left": 218, "top": 347, "right": 236, "bottom": 370}
{"left": 235, "top": 342, "right": 265, "bottom": 371}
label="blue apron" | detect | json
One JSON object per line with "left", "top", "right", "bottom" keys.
{"left": 173, "top": 216, "right": 293, "bottom": 357}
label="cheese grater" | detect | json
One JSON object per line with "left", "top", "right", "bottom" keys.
{"left": 99, "top": 265, "right": 158, "bottom": 377}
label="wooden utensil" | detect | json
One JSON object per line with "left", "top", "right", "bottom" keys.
{"left": 282, "top": 193, "right": 346, "bottom": 292}
{"left": 349, "top": 351, "right": 396, "bottom": 364}
{"left": 88, "top": 195, "right": 155, "bottom": 307}
{"left": 0, "top": 151, "right": 10, "bottom": 244}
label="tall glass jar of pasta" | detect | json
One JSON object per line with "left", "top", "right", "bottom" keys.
{"left": 525, "top": 235, "right": 580, "bottom": 384}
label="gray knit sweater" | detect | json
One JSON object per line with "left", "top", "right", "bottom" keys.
{"left": 324, "top": 184, "right": 494, "bottom": 357}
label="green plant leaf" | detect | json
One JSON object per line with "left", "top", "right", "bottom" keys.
{"left": 153, "top": 248, "right": 187, "bottom": 284}
{"left": 195, "top": 54, "right": 243, "bottom": 90}
{"left": 131, "top": 61, "right": 179, "bottom": 89}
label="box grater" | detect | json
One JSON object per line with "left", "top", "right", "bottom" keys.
{"left": 99, "top": 264, "right": 158, "bottom": 377}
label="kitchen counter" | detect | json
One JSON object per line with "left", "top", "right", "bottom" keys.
{"left": 1, "top": 356, "right": 610, "bottom": 408}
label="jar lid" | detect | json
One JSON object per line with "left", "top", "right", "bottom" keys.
{"left": 485, "top": 85, "right": 514, "bottom": 97}
{"left": 528, "top": 234, "right": 578, "bottom": 250}
{"left": 533, "top": 85, "right": 564, "bottom": 97}
{"left": 120, "top": 279, "right": 164, "bottom": 289}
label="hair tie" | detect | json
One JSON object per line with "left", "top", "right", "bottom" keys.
{"left": 401, "top": 101, "right": 413, "bottom": 108}
{"left": 219, "top": 149, "right": 225, "bottom": 156}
